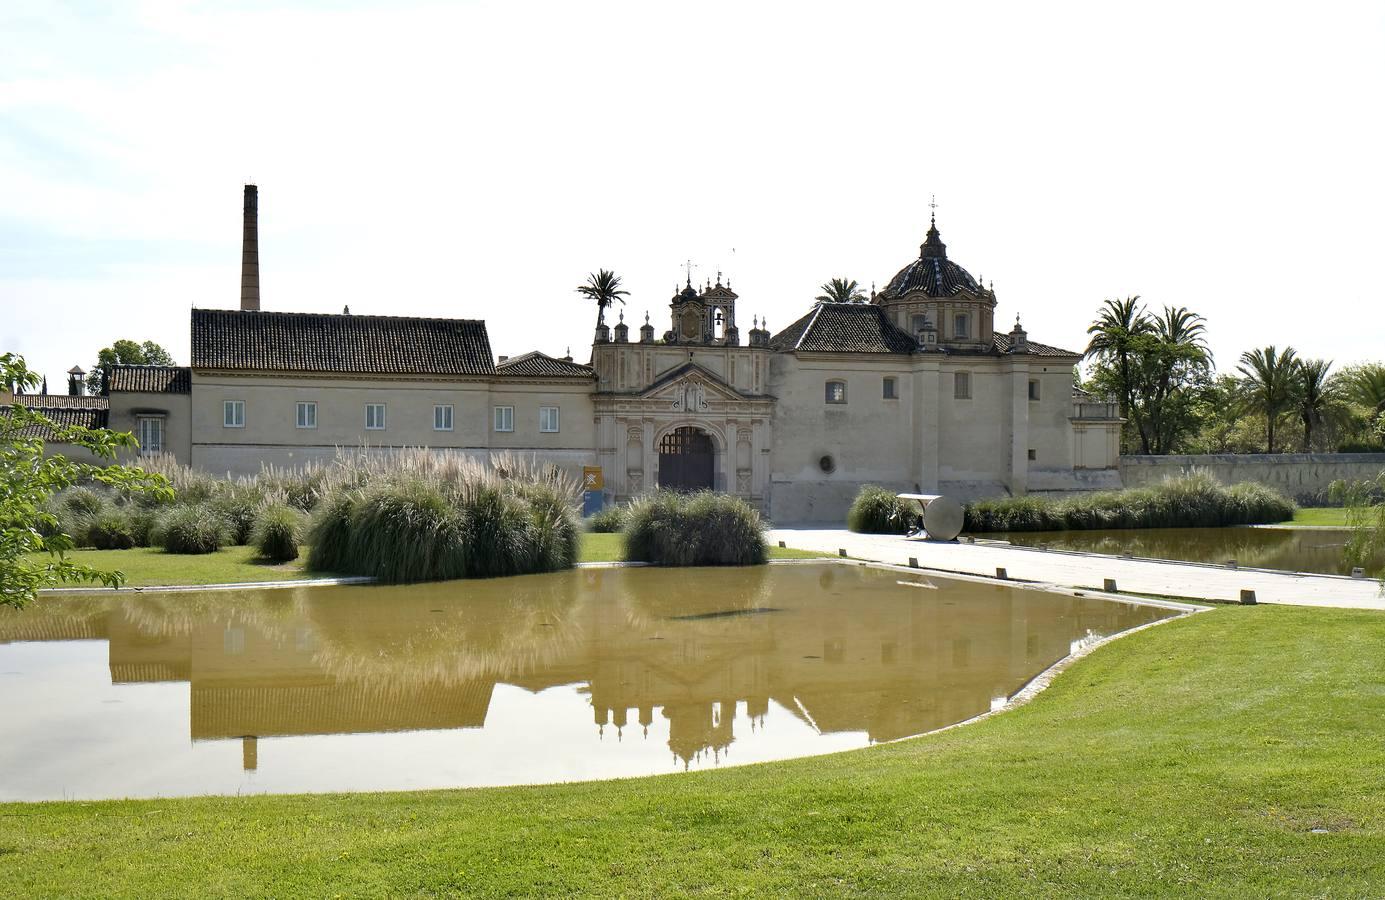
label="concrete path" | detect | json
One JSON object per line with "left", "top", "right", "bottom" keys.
{"left": 768, "top": 527, "right": 1385, "bottom": 611}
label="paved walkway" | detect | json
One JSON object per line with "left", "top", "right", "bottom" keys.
{"left": 768, "top": 527, "right": 1385, "bottom": 611}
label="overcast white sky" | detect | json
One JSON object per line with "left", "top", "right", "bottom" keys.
{"left": 3, "top": 0, "right": 1383, "bottom": 386}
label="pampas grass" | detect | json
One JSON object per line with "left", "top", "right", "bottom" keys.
{"left": 155, "top": 505, "right": 231, "bottom": 554}
{"left": 964, "top": 471, "right": 1297, "bottom": 533}
{"left": 624, "top": 490, "right": 766, "bottom": 566}
{"left": 251, "top": 503, "right": 302, "bottom": 563}
{"left": 847, "top": 485, "right": 916, "bottom": 534}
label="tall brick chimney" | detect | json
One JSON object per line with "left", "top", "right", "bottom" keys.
{"left": 240, "top": 184, "right": 260, "bottom": 311}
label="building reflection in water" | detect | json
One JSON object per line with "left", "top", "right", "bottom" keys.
{"left": 0, "top": 565, "right": 1172, "bottom": 778}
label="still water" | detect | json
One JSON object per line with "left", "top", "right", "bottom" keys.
{"left": 0, "top": 564, "right": 1174, "bottom": 801}
{"left": 989, "top": 527, "right": 1379, "bottom": 577}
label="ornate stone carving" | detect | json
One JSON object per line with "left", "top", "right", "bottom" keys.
{"left": 736, "top": 469, "right": 752, "bottom": 495}
{"left": 670, "top": 381, "right": 708, "bottom": 412}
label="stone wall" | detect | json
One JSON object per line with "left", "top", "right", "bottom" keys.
{"left": 1119, "top": 453, "right": 1385, "bottom": 501}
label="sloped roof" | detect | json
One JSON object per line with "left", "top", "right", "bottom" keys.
{"left": 6, "top": 395, "right": 109, "bottom": 439}
{"left": 991, "top": 333, "right": 1081, "bottom": 358}
{"left": 770, "top": 303, "right": 917, "bottom": 354}
{"left": 495, "top": 351, "right": 594, "bottom": 378}
{"left": 191, "top": 309, "right": 494, "bottom": 376}
{"left": 105, "top": 365, "right": 191, "bottom": 394}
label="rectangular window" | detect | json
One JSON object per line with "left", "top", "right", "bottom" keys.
{"left": 953, "top": 313, "right": 969, "bottom": 338}
{"left": 825, "top": 380, "right": 847, "bottom": 404}
{"left": 1028, "top": 379, "right": 1041, "bottom": 402}
{"left": 365, "top": 403, "right": 386, "bottom": 430}
{"left": 433, "top": 404, "right": 454, "bottom": 431}
{"left": 494, "top": 405, "right": 514, "bottom": 432}
{"left": 954, "top": 372, "right": 972, "bottom": 400}
{"left": 883, "top": 377, "right": 898, "bottom": 400}
{"left": 223, "top": 400, "right": 245, "bottom": 428}
{"left": 136, "top": 416, "right": 163, "bottom": 454}
{"left": 539, "top": 406, "right": 560, "bottom": 433}
{"left": 296, "top": 401, "right": 317, "bottom": 429}
{"left": 1028, "top": 448, "right": 1037, "bottom": 461}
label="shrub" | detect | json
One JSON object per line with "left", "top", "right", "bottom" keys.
{"left": 61, "top": 486, "right": 107, "bottom": 517}
{"left": 343, "top": 479, "right": 470, "bottom": 583}
{"left": 963, "top": 472, "right": 1297, "bottom": 533}
{"left": 211, "top": 483, "right": 265, "bottom": 545}
{"left": 157, "top": 504, "right": 230, "bottom": 554}
{"left": 847, "top": 485, "right": 916, "bottom": 534}
{"left": 625, "top": 490, "right": 766, "bottom": 566}
{"left": 127, "top": 506, "right": 163, "bottom": 547}
{"left": 307, "top": 491, "right": 358, "bottom": 574}
{"left": 585, "top": 504, "right": 628, "bottom": 533}
{"left": 252, "top": 503, "right": 302, "bottom": 562}
{"left": 510, "top": 480, "right": 581, "bottom": 573}
{"left": 87, "top": 509, "right": 136, "bottom": 550}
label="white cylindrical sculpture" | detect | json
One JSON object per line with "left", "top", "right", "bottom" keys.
{"left": 896, "top": 494, "right": 965, "bottom": 542}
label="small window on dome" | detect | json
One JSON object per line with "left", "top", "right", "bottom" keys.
{"left": 953, "top": 313, "right": 970, "bottom": 339}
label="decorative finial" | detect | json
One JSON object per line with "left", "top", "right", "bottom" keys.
{"left": 929, "top": 193, "right": 937, "bottom": 226}
{"left": 1015, "top": 313, "right": 1022, "bottom": 328}
{"left": 645, "top": 310, "right": 650, "bottom": 325}
{"left": 990, "top": 279, "right": 994, "bottom": 291}
{"left": 618, "top": 309, "right": 624, "bottom": 323}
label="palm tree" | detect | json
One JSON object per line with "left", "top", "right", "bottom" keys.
{"left": 1295, "top": 358, "right": 1342, "bottom": 451}
{"left": 1344, "top": 363, "right": 1385, "bottom": 419}
{"left": 815, "top": 278, "right": 868, "bottom": 304}
{"left": 575, "top": 270, "right": 629, "bottom": 329}
{"left": 1085, "top": 297, "right": 1153, "bottom": 452}
{"left": 1236, "top": 345, "right": 1300, "bottom": 453}
{"left": 1145, "top": 306, "right": 1212, "bottom": 452}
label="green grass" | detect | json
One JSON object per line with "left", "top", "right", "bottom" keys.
{"left": 43, "top": 536, "right": 829, "bottom": 587}
{"left": 3, "top": 605, "right": 1383, "bottom": 896}
{"left": 1285, "top": 507, "right": 1351, "bottom": 526}
{"left": 43, "top": 545, "right": 314, "bottom": 587}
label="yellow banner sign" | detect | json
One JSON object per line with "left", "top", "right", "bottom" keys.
{"left": 582, "top": 466, "right": 604, "bottom": 491}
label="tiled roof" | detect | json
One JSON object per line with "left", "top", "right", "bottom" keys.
{"left": 10, "top": 394, "right": 107, "bottom": 409}
{"left": 495, "top": 351, "right": 594, "bottom": 378}
{"left": 992, "top": 333, "right": 1081, "bottom": 358}
{"left": 6, "top": 396, "right": 109, "bottom": 439}
{"left": 191, "top": 309, "right": 494, "bottom": 376}
{"left": 770, "top": 303, "right": 918, "bottom": 354}
{"left": 105, "top": 365, "right": 191, "bottom": 394}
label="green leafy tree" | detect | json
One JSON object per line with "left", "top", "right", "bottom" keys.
{"left": 815, "top": 278, "right": 868, "bottom": 304}
{"left": 1140, "top": 306, "right": 1213, "bottom": 454}
{"left": 1329, "top": 472, "right": 1385, "bottom": 578}
{"left": 575, "top": 270, "right": 629, "bottom": 329}
{"left": 87, "top": 339, "right": 176, "bottom": 393}
{"left": 2, "top": 353, "right": 171, "bottom": 607}
{"left": 1236, "top": 346, "right": 1300, "bottom": 453}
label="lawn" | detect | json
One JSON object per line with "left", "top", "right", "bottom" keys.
{"left": 3, "top": 603, "right": 1382, "bottom": 897}
{"left": 1285, "top": 507, "right": 1352, "bottom": 527}
{"left": 45, "top": 534, "right": 829, "bottom": 587}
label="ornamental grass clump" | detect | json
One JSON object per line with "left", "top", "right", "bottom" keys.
{"left": 304, "top": 452, "right": 581, "bottom": 583}
{"left": 86, "top": 509, "right": 136, "bottom": 550}
{"left": 963, "top": 471, "right": 1296, "bottom": 533}
{"left": 156, "top": 504, "right": 231, "bottom": 554}
{"left": 624, "top": 490, "right": 766, "bottom": 567}
{"left": 847, "top": 485, "right": 916, "bottom": 534}
{"left": 251, "top": 503, "right": 302, "bottom": 563}
{"left": 585, "top": 504, "right": 628, "bottom": 533}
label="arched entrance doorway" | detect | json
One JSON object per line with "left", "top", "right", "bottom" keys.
{"left": 658, "top": 426, "right": 714, "bottom": 492}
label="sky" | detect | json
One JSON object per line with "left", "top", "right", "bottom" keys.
{"left": 3, "top": 0, "right": 1383, "bottom": 388}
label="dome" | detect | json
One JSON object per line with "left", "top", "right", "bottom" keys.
{"left": 878, "top": 218, "right": 982, "bottom": 300}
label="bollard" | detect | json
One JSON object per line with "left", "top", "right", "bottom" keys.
{"left": 1351, "top": 567, "right": 1365, "bottom": 578}
{"left": 1226, "top": 559, "right": 1238, "bottom": 570}
{"left": 1121, "top": 552, "right": 1133, "bottom": 559}
{"left": 838, "top": 548, "right": 847, "bottom": 557}
{"left": 995, "top": 567, "right": 1008, "bottom": 580}
{"left": 908, "top": 557, "right": 919, "bottom": 568}
{"left": 778, "top": 540, "right": 786, "bottom": 548}
{"left": 1103, "top": 578, "right": 1117, "bottom": 592}
{"left": 1240, "top": 589, "right": 1257, "bottom": 605}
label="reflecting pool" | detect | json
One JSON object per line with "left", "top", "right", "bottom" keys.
{"left": 0, "top": 563, "right": 1175, "bottom": 801}
{"left": 989, "top": 527, "right": 1381, "bottom": 577}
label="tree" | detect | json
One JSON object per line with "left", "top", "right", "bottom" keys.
{"left": 1085, "top": 297, "right": 1161, "bottom": 452}
{"left": 87, "top": 339, "right": 177, "bottom": 393}
{"left": 1343, "top": 364, "right": 1385, "bottom": 420}
{"left": 1236, "top": 346, "right": 1300, "bottom": 453}
{"left": 1294, "top": 358, "right": 1344, "bottom": 452}
{"left": 1140, "top": 306, "right": 1213, "bottom": 454}
{"left": 815, "top": 278, "right": 868, "bottom": 304}
{"left": 575, "top": 270, "right": 629, "bottom": 330}
{"left": 2, "top": 353, "right": 171, "bottom": 607}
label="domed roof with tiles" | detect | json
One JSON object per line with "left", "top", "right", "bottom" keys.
{"left": 878, "top": 217, "right": 984, "bottom": 300}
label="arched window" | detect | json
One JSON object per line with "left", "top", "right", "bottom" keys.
{"left": 825, "top": 380, "right": 847, "bottom": 404}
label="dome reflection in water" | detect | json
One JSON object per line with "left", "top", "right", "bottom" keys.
{"left": 0, "top": 564, "right": 1174, "bottom": 801}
